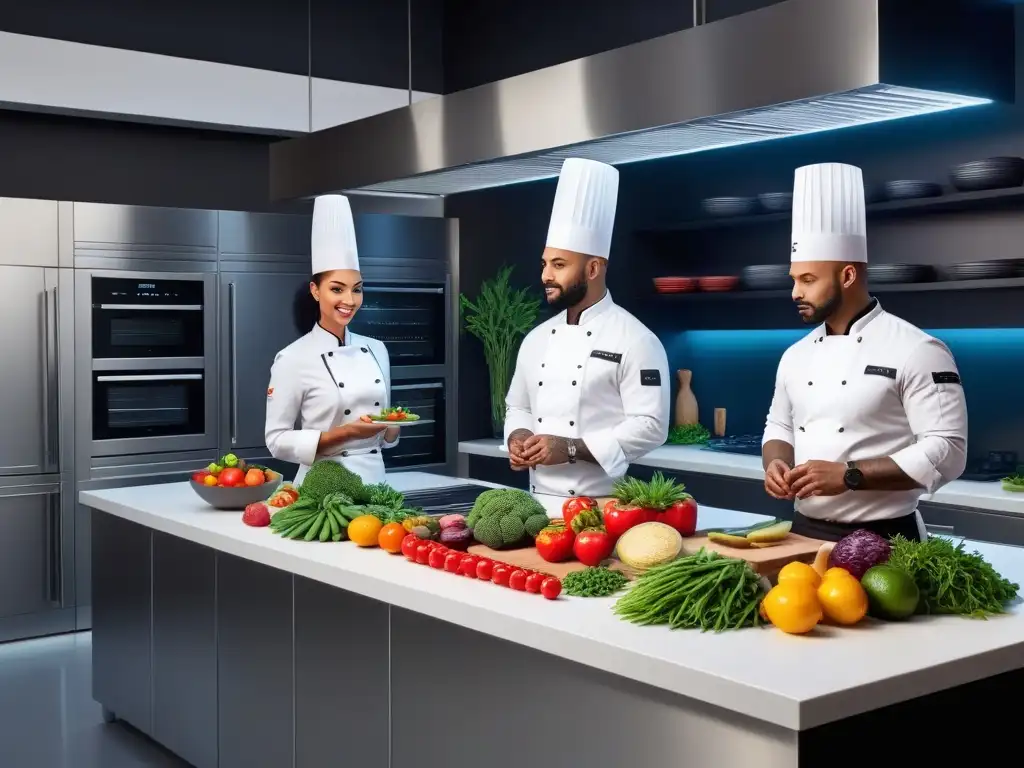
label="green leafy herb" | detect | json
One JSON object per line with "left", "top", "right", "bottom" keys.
{"left": 887, "top": 535, "right": 1019, "bottom": 618}
{"left": 562, "top": 567, "right": 629, "bottom": 598}
{"left": 613, "top": 549, "right": 765, "bottom": 632}
{"left": 1001, "top": 467, "right": 1024, "bottom": 493}
{"left": 666, "top": 423, "right": 711, "bottom": 445}
{"left": 460, "top": 266, "right": 541, "bottom": 435}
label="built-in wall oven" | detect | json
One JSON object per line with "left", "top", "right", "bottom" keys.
{"left": 77, "top": 270, "right": 218, "bottom": 457}
{"left": 348, "top": 281, "right": 448, "bottom": 368}
{"left": 384, "top": 379, "right": 448, "bottom": 470}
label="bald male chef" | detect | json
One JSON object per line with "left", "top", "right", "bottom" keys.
{"left": 762, "top": 162, "right": 968, "bottom": 542}
{"left": 504, "top": 158, "right": 670, "bottom": 498}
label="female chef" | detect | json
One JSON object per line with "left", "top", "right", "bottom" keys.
{"left": 264, "top": 194, "right": 399, "bottom": 485}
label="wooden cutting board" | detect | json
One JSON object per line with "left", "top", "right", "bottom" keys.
{"left": 466, "top": 544, "right": 637, "bottom": 581}
{"left": 679, "top": 533, "right": 826, "bottom": 577}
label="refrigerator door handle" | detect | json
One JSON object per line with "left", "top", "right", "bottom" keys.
{"left": 367, "top": 286, "right": 444, "bottom": 295}
{"left": 42, "top": 287, "right": 59, "bottom": 473}
{"left": 46, "top": 490, "right": 63, "bottom": 607}
{"left": 229, "top": 282, "right": 238, "bottom": 446}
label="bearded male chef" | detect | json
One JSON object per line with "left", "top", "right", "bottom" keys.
{"left": 504, "top": 158, "right": 670, "bottom": 498}
{"left": 762, "top": 162, "right": 968, "bottom": 542}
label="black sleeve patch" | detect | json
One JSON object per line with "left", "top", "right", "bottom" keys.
{"left": 591, "top": 350, "right": 623, "bottom": 364}
{"left": 932, "top": 371, "right": 962, "bottom": 385}
{"left": 864, "top": 365, "right": 897, "bottom": 379}
{"left": 640, "top": 369, "right": 661, "bottom": 386}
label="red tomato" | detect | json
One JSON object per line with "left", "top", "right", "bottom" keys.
{"left": 508, "top": 569, "right": 528, "bottom": 591}
{"left": 535, "top": 525, "right": 575, "bottom": 563}
{"left": 459, "top": 555, "right": 479, "bottom": 577}
{"left": 444, "top": 552, "right": 462, "bottom": 573}
{"left": 491, "top": 564, "right": 511, "bottom": 586}
{"left": 476, "top": 559, "right": 494, "bottom": 580}
{"left": 387, "top": 412, "right": 400, "bottom": 421}
{"left": 401, "top": 534, "right": 420, "bottom": 561}
{"left": 428, "top": 548, "right": 447, "bottom": 569}
{"left": 415, "top": 542, "right": 431, "bottom": 565}
{"left": 603, "top": 505, "right": 645, "bottom": 539}
{"left": 218, "top": 467, "right": 245, "bottom": 487}
{"left": 562, "top": 496, "right": 596, "bottom": 531}
{"left": 191, "top": 471, "right": 210, "bottom": 483}
{"left": 540, "top": 577, "right": 562, "bottom": 600}
{"left": 525, "top": 572, "right": 546, "bottom": 594}
{"left": 661, "top": 497, "right": 698, "bottom": 536}
{"left": 574, "top": 529, "right": 615, "bottom": 567}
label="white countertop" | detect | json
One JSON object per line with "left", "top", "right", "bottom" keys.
{"left": 459, "top": 438, "right": 1024, "bottom": 517}
{"left": 80, "top": 471, "right": 1024, "bottom": 731}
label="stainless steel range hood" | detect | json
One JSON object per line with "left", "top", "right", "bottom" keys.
{"left": 270, "top": 0, "right": 1014, "bottom": 200}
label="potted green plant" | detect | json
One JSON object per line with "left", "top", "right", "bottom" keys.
{"left": 460, "top": 265, "right": 540, "bottom": 439}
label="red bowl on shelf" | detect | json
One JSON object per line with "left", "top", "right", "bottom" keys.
{"left": 698, "top": 276, "right": 740, "bottom": 292}
{"left": 653, "top": 277, "right": 698, "bottom": 293}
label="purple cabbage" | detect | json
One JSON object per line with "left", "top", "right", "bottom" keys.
{"left": 829, "top": 529, "right": 891, "bottom": 580}
{"left": 439, "top": 526, "right": 473, "bottom": 550}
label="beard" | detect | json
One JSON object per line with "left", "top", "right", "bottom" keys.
{"left": 545, "top": 275, "right": 589, "bottom": 312}
{"left": 795, "top": 280, "right": 842, "bottom": 325}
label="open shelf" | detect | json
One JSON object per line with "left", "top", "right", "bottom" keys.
{"left": 641, "top": 185, "right": 1024, "bottom": 234}
{"left": 657, "top": 277, "right": 1024, "bottom": 301}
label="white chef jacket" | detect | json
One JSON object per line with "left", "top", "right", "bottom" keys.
{"left": 504, "top": 291, "right": 670, "bottom": 497}
{"left": 763, "top": 300, "right": 968, "bottom": 523}
{"left": 265, "top": 323, "right": 398, "bottom": 486}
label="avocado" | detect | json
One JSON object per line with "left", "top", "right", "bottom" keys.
{"left": 708, "top": 531, "right": 752, "bottom": 548}
{"left": 746, "top": 520, "right": 792, "bottom": 543}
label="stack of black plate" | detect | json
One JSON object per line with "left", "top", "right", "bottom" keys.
{"left": 882, "top": 180, "right": 943, "bottom": 201}
{"left": 741, "top": 264, "right": 791, "bottom": 290}
{"left": 866, "top": 264, "right": 934, "bottom": 284}
{"left": 949, "top": 157, "right": 1024, "bottom": 192}
{"left": 702, "top": 196, "right": 758, "bottom": 217}
{"left": 702, "top": 435, "right": 764, "bottom": 456}
{"left": 942, "top": 260, "right": 1017, "bottom": 281}
{"left": 757, "top": 192, "right": 792, "bottom": 212}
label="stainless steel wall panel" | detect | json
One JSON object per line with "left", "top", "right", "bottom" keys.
{"left": 0, "top": 197, "right": 59, "bottom": 267}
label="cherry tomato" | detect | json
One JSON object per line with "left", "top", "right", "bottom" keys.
{"left": 525, "top": 572, "right": 546, "bottom": 594}
{"left": 401, "top": 534, "right": 420, "bottom": 561}
{"left": 508, "top": 569, "right": 528, "bottom": 591}
{"left": 459, "top": 555, "right": 479, "bottom": 577}
{"left": 444, "top": 552, "right": 462, "bottom": 573}
{"left": 491, "top": 565, "right": 511, "bottom": 587}
{"left": 540, "top": 577, "right": 562, "bottom": 600}
{"left": 475, "top": 559, "right": 493, "bottom": 580}
{"left": 415, "top": 542, "right": 431, "bottom": 565}
{"left": 428, "top": 548, "right": 447, "bottom": 569}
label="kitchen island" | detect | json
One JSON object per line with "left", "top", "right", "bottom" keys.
{"left": 81, "top": 472, "right": 1024, "bottom": 768}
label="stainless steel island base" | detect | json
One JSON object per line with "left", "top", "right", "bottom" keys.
{"left": 90, "top": 510, "right": 1023, "bottom": 768}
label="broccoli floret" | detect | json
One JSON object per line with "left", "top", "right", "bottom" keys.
{"left": 524, "top": 513, "right": 550, "bottom": 538}
{"left": 300, "top": 460, "right": 366, "bottom": 504}
{"left": 498, "top": 514, "right": 525, "bottom": 544}
{"left": 472, "top": 516, "right": 504, "bottom": 549}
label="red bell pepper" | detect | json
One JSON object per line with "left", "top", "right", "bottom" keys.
{"left": 535, "top": 525, "right": 576, "bottom": 563}
{"left": 661, "top": 497, "right": 698, "bottom": 536}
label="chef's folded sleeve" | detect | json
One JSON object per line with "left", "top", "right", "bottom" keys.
{"left": 583, "top": 333, "right": 670, "bottom": 478}
{"left": 264, "top": 351, "right": 321, "bottom": 467}
{"left": 889, "top": 339, "right": 968, "bottom": 493}
{"left": 762, "top": 351, "right": 795, "bottom": 446}
{"left": 503, "top": 343, "right": 534, "bottom": 443}
{"left": 378, "top": 342, "right": 400, "bottom": 449}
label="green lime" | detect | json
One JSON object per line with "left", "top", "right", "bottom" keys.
{"left": 860, "top": 565, "right": 920, "bottom": 620}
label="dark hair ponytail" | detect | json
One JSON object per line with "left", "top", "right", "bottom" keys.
{"left": 292, "top": 276, "right": 320, "bottom": 334}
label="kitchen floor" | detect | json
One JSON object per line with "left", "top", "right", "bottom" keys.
{"left": 0, "top": 632, "right": 188, "bottom": 768}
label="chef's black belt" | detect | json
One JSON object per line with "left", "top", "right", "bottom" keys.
{"left": 791, "top": 511, "right": 924, "bottom": 543}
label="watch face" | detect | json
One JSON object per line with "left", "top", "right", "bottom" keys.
{"left": 845, "top": 468, "right": 864, "bottom": 489}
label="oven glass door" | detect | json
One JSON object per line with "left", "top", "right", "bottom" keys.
{"left": 91, "top": 277, "right": 205, "bottom": 358}
{"left": 383, "top": 380, "right": 446, "bottom": 469}
{"left": 92, "top": 371, "right": 206, "bottom": 441}
{"left": 348, "top": 284, "right": 445, "bottom": 367}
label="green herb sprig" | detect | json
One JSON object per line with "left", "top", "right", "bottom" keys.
{"left": 887, "top": 535, "right": 1019, "bottom": 618}
{"left": 562, "top": 567, "right": 629, "bottom": 598}
{"left": 666, "top": 423, "right": 711, "bottom": 445}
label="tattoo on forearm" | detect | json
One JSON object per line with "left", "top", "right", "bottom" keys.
{"left": 508, "top": 429, "right": 533, "bottom": 446}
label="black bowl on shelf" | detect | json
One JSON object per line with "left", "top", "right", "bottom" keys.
{"left": 757, "top": 192, "right": 792, "bottom": 213}
{"left": 190, "top": 478, "right": 282, "bottom": 510}
{"left": 866, "top": 264, "right": 934, "bottom": 284}
{"left": 949, "top": 157, "right": 1024, "bottom": 192}
{"left": 881, "top": 180, "right": 943, "bottom": 201}
{"left": 940, "top": 260, "right": 1018, "bottom": 281}
{"left": 741, "top": 264, "right": 791, "bottom": 290}
{"left": 701, "top": 196, "right": 758, "bottom": 217}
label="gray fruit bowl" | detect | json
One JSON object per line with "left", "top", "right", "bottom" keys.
{"left": 189, "top": 479, "right": 282, "bottom": 510}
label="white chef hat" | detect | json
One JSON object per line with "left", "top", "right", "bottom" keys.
{"left": 790, "top": 162, "right": 867, "bottom": 264}
{"left": 545, "top": 158, "right": 619, "bottom": 259}
{"left": 311, "top": 194, "right": 359, "bottom": 274}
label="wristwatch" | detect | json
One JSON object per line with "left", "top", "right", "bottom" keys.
{"left": 844, "top": 461, "right": 864, "bottom": 491}
{"left": 566, "top": 438, "right": 577, "bottom": 465}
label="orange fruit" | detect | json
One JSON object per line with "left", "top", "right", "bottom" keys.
{"left": 762, "top": 582, "right": 822, "bottom": 635}
{"left": 378, "top": 522, "right": 406, "bottom": 554}
{"left": 348, "top": 515, "right": 383, "bottom": 547}
{"left": 777, "top": 561, "right": 821, "bottom": 589}
{"left": 817, "top": 574, "right": 869, "bottom": 626}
